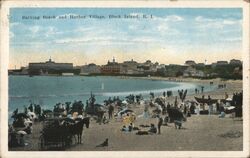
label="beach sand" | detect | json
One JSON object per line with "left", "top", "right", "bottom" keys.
{"left": 9, "top": 79, "right": 243, "bottom": 151}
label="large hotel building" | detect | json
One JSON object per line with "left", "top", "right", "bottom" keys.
{"left": 28, "top": 58, "right": 73, "bottom": 75}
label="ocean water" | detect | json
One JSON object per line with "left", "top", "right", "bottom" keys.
{"left": 8, "top": 75, "right": 215, "bottom": 116}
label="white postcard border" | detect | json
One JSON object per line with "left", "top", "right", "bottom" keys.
{"left": 1, "top": 1, "right": 249, "bottom": 158}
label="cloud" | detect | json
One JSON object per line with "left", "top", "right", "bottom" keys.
{"left": 153, "top": 15, "right": 184, "bottom": 22}
{"left": 54, "top": 35, "right": 158, "bottom": 45}
{"left": 10, "top": 22, "right": 20, "bottom": 27}
{"left": 195, "top": 16, "right": 215, "bottom": 22}
{"left": 195, "top": 16, "right": 242, "bottom": 30}
{"left": 10, "top": 31, "right": 14, "bottom": 38}
{"left": 165, "top": 15, "right": 184, "bottom": 22}
{"left": 128, "top": 25, "right": 137, "bottom": 30}
{"left": 223, "top": 20, "right": 237, "bottom": 25}
{"left": 223, "top": 37, "right": 242, "bottom": 42}
{"left": 157, "top": 24, "right": 169, "bottom": 32}
{"left": 29, "top": 26, "right": 40, "bottom": 34}
{"left": 44, "top": 26, "right": 59, "bottom": 37}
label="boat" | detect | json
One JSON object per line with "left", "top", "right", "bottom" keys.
{"left": 194, "top": 96, "right": 218, "bottom": 104}
{"left": 101, "top": 83, "right": 104, "bottom": 90}
{"left": 61, "top": 73, "right": 74, "bottom": 76}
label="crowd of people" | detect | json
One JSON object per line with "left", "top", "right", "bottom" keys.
{"left": 9, "top": 82, "right": 243, "bottom": 149}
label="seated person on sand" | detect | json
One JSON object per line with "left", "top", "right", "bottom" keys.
{"left": 219, "top": 101, "right": 225, "bottom": 118}
{"left": 128, "top": 123, "right": 133, "bottom": 132}
{"left": 163, "top": 115, "right": 169, "bottom": 126}
{"left": 174, "top": 118, "right": 184, "bottom": 129}
{"left": 136, "top": 124, "right": 157, "bottom": 135}
{"left": 148, "top": 124, "right": 157, "bottom": 134}
{"left": 121, "top": 123, "right": 133, "bottom": 132}
{"left": 121, "top": 125, "right": 129, "bottom": 132}
{"left": 102, "top": 116, "right": 109, "bottom": 124}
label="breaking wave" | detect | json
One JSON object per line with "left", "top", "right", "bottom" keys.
{"left": 9, "top": 82, "right": 196, "bottom": 99}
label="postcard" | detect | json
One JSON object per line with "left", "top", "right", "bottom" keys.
{"left": 0, "top": 0, "right": 249, "bottom": 158}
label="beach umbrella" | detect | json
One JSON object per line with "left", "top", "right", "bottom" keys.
{"left": 27, "top": 112, "right": 36, "bottom": 118}
{"left": 24, "top": 120, "right": 32, "bottom": 124}
{"left": 226, "top": 98, "right": 233, "bottom": 101}
{"left": 122, "top": 100, "right": 128, "bottom": 104}
{"left": 17, "top": 130, "right": 27, "bottom": 135}
{"left": 226, "top": 106, "right": 235, "bottom": 110}
{"left": 124, "top": 109, "right": 133, "bottom": 113}
{"left": 119, "top": 109, "right": 133, "bottom": 115}
{"left": 64, "top": 117, "right": 75, "bottom": 123}
{"left": 78, "top": 115, "right": 83, "bottom": 119}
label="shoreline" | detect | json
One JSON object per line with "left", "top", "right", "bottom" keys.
{"left": 9, "top": 74, "right": 243, "bottom": 83}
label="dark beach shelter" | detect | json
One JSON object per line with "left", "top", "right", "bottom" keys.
{"left": 15, "top": 113, "right": 29, "bottom": 119}
{"left": 167, "top": 108, "right": 184, "bottom": 122}
{"left": 194, "top": 96, "right": 218, "bottom": 104}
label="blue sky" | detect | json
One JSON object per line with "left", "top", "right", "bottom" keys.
{"left": 9, "top": 8, "right": 242, "bottom": 68}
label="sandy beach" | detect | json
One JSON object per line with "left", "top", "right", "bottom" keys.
{"left": 9, "top": 79, "right": 243, "bottom": 151}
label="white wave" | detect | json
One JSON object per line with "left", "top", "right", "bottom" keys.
{"left": 9, "top": 82, "right": 199, "bottom": 99}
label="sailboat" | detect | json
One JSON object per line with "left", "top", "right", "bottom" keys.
{"left": 101, "top": 82, "right": 104, "bottom": 90}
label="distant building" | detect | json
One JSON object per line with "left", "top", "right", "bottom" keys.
{"left": 157, "top": 64, "right": 166, "bottom": 69}
{"left": 229, "top": 59, "right": 242, "bottom": 65}
{"left": 185, "top": 60, "right": 196, "bottom": 66}
{"left": 101, "top": 57, "right": 121, "bottom": 74}
{"left": 28, "top": 58, "right": 73, "bottom": 75}
{"left": 183, "top": 66, "right": 205, "bottom": 77}
{"left": 20, "top": 66, "right": 29, "bottom": 75}
{"left": 164, "top": 64, "right": 187, "bottom": 77}
{"left": 216, "top": 61, "right": 228, "bottom": 65}
{"left": 80, "top": 63, "right": 101, "bottom": 75}
{"left": 120, "top": 59, "right": 142, "bottom": 75}
{"left": 137, "top": 60, "right": 158, "bottom": 74}
{"left": 211, "top": 62, "right": 217, "bottom": 68}
{"left": 233, "top": 67, "right": 242, "bottom": 76}
{"left": 196, "top": 63, "right": 205, "bottom": 67}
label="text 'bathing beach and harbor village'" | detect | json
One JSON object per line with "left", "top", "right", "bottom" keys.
{"left": 8, "top": 57, "right": 243, "bottom": 151}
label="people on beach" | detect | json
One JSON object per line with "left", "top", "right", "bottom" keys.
{"left": 28, "top": 104, "right": 33, "bottom": 112}
{"left": 219, "top": 101, "right": 225, "bottom": 118}
{"left": 8, "top": 87, "right": 245, "bottom": 150}
{"left": 201, "top": 86, "right": 204, "bottom": 93}
{"left": 128, "top": 123, "right": 133, "bottom": 132}
{"left": 208, "top": 95, "right": 213, "bottom": 115}
{"left": 108, "top": 104, "right": 114, "bottom": 119}
{"left": 143, "top": 103, "right": 150, "bottom": 118}
{"left": 163, "top": 115, "right": 169, "bottom": 126}
{"left": 148, "top": 124, "right": 157, "bottom": 134}
{"left": 225, "top": 92, "right": 229, "bottom": 99}
{"left": 163, "top": 91, "right": 166, "bottom": 97}
{"left": 157, "top": 115, "right": 163, "bottom": 134}
{"left": 166, "top": 91, "right": 172, "bottom": 97}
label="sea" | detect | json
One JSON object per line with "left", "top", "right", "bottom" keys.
{"left": 8, "top": 75, "right": 216, "bottom": 120}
